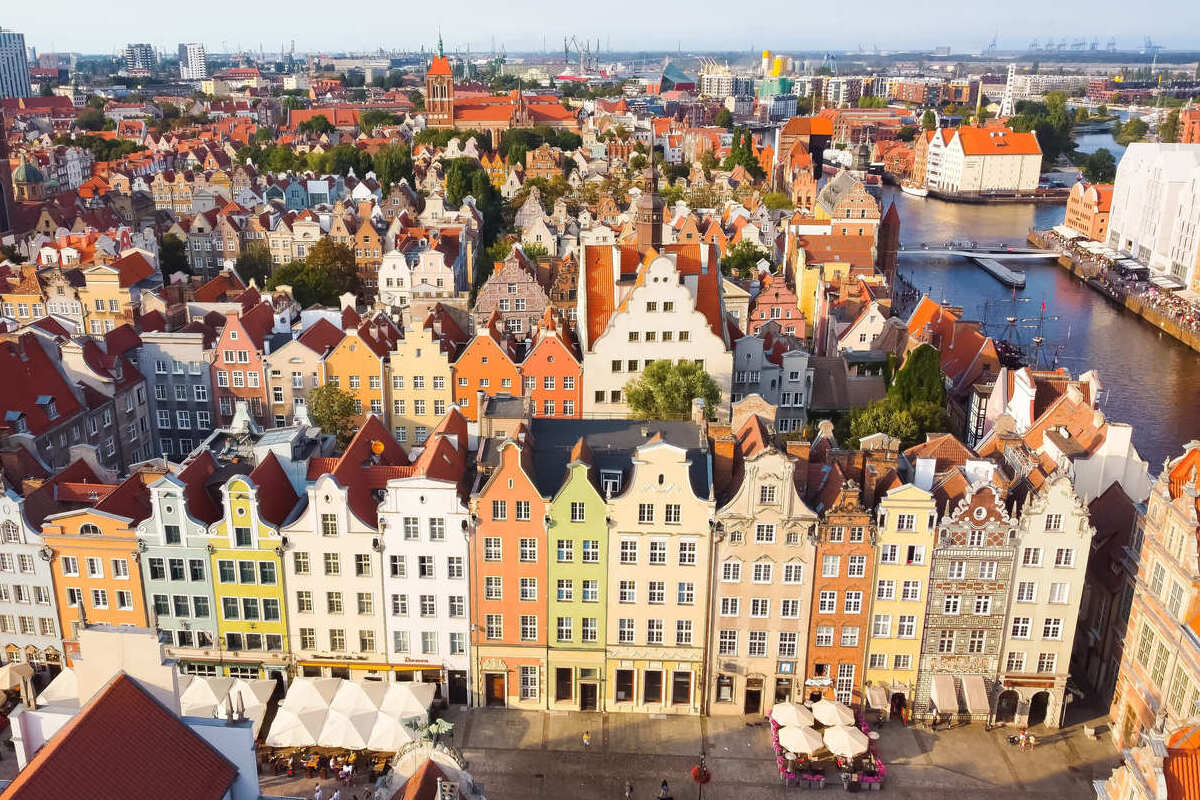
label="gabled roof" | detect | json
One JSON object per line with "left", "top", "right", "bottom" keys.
{"left": 0, "top": 334, "right": 82, "bottom": 437}
{"left": 389, "top": 759, "right": 466, "bottom": 800}
{"left": 108, "top": 251, "right": 157, "bottom": 288}
{"left": 296, "top": 317, "right": 345, "bottom": 354}
{"left": 0, "top": 674, "right": 238, "bottom": 800}
{"left": 309, "top": 414, "right": 411, "bottom": 527}
{"left": 247, "top": 452, "right": 300, "bottom": 527}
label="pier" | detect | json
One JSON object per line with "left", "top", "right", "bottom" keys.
{"left": 971, "top": 257, "right": 1026, "bottom": 288}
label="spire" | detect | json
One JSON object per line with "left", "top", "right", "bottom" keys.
{"left": 437, "top": 32, "right": 444, "bottom": 58}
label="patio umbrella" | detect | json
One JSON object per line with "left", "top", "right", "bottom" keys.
{"left": 380, "top": 682, "right": 436, "bottom": 724}
{"left": 316, "top": 710, "right": 376, "bottom": 750}
{"left": 331, "top": 680, "right": 381, "bottom": 716}
{"left": 771, "top": 701, "right": 815, "bottom": 728}
{"left": 823, "top": 725, "right": 870, "bottom": 758}
{"left": 282, "top": 677, "right": 341, "bottom": 713}
{"left": 0, "top": 662, "right": 33, "bottom": 692}
{"left": 180, "top": 676, "right": 234, "bottom": 715}
{"left": 264, "top": 708, "right": 326, "bottom": 748}
{"left": 812, "top": 698, "right": 855, "bottom": 727}
{"left": 778, "top": 725, "right": 825, "bottom": 755}
{"left": 366, "top": 712, "right": 417, "bottom": 752}
{"left": 216, "top": 678, "right": 276, "bottom": 736}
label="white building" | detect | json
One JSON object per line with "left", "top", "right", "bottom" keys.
{"left": 999, "top": 473, "right": 1093, "bottom": 728}
{"left": 925, "top": 127, "right": 1042, "bottom": 196}
{"left": 177, "top": 42, "right": 208, "bottom": 81}
{"left": 1106, "top": 143, "right": 1200, "bottom": 290}
{"left": 378, "top": 408, "right": 472, "bottom": 705}
{"left": 579, "top": 243, "right": 733, "bottom": 418}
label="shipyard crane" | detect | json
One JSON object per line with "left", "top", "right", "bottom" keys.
{"left": 1029, "top": 38, "right": 1040, "bottom": 51}
{"left": 985, "top": 29, "right": 998, "bottom": 56}
{"left": 1107, "top": 37, "right": 1117, "bottom": 52}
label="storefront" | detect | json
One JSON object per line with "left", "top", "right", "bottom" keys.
{"left": 547, "top": 650, "right": 605, "bottom": 711}
{"left": 605, "top": 649, "right": 703, "bottom": 715}
{"left": 474, "top": 648, "right": 548, "bottom": 709}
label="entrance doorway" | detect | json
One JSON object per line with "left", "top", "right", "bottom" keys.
{"left": 580, "top": 682, "right": 598, "bottom": 711}
{"left": 775, "top": 677, "right": 793, "bottom": 704}
{"left": 995, "top": 690, "right": 1018, "bottom": 724}
{"left": 1027, "top": 691, "right": 1050, "bottom": 727}
{"left": 484, "top": 673, "right": 506, "bottom": 707}
{"left": 744, "top": 677, "right": 763, "bottom": 715}
{"left": 890, "top": 692, "right": 908, "bottom": 721}
{"left": 555, "top": 668, "right": 573, "bottom": 703}
{"left": 448, "top": 670, "right": 468, "bottom": 705}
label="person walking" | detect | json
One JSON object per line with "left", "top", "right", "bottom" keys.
{"left": 583, "top": 729, "right": 592, "bottom": 749}
{"left": 658, "top": 779, "right": 671, "bottom": 799}
{"left": 624, "top": 781, "right": 634, "bottom": 800}
{"left": 314, "top": 785, "right": 323, "bottom": 800}
{"left": 330, "top": 790, "right": 341, "bottom": 800}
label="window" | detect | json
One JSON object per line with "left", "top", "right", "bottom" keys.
{"left": 815, "top": 626, "right": 834, "bottom": 646}
{"left": 1054, "top": 548, "right": 1075, "bottom": 568}
{"left": 582, "top": 580, "right": 599, "bottom": 602}
{"left": 519, "top": 665, "right": 538, "bottom": 700}
{"left": 755, "top": 524, "right": 776, "bottom": 544}
{"left": 720, "top": 597, "right": 740, "bottom": 616}
{"left": 1042, "top": 618, "right": 1062, "bottom": 640}
{"left": 1022, "top": 548, "right": 1042, "bottom": 568}
{"left": 752, "top": 562, "right": 772, "bottom": 583}
{"left": 326, "top": 592, "right": 343, "bottom": 614}
{"left": 485, "top": 614, "right": 502, "bottom": 640}
{"left": 840, "top": 627, "right": 859, "bottom": 647}
{"left": 1011, "top": 617, "right": 1031, "bottom": 639}
{"left": 718, "top": 630, "right": 738, "bottom": 655}
{"left": 557, "top": 617, "right": 573, "bottom": 642}
{"left": 1016, "top": 582, "right": 1037, "bottom": 603}
{"left": 1036, "top": 653, "right": 1057, "bottom": 674}
{"left": 648, "top": 581, "right": 665, "bottom": 604}
{"left": 873, "top": 615, "right": 892, "bottom": 637}
{"left": 388, "top": 555, "right": 406, "bottom": 578}
{"left": 484, "top": 538, "right": 501, "bottom": 561}
{"left": 1050, "top": 582, "right": 1071, "bottom": 605}
{"left": 320, "top": 513, "right": 338, "bottom": 537}
{"left": 748, "top": 631, "right": 768, "bottom": 657}
{"left": 979, "top": 561, "right": 997, "bottom": 580}
{"left": 968, "top": 630, "right": 986, "bottom": 653}
{"left": 619, "top": 580, "right": 636, "bottom": 603}
{"left": 296, "top": 591, "right": 313, "bottom": 613}
{"left": 1044, "top": 513, "right": 1062, "bottom": 531}
{"left": 665, "top": 504, "right": 682, "bottom": 524}
{"left": 354, "top": 554, "right": 372, "bottom": 577}
{"left": 897, "top": 615, "right": 916, "bottom": 638}
{"left": 648, "top": 540, "right": 667, "bottom": 565}
{"left": 822, "top": 555, "right": 840, "bottom": 577}
{"left": 491, "top": 500, "right": 507, "bottom": 521}
{"left": 618, "top": 618, "right": 634, "bottom": 643}
{"left": 417, "top": 556, "right": 434, "bottom": 578}
{"left": 974, "top": 595, "right": 992, "bottom": 615}
{"left": 947, "top": 560, "right": 965, "bottom": 579}
{"left": 722, "top": 561, "right": 742, "bottom": 582}
{"left": 818, "top": 591, "right": 836, "bottom": 613}
{"left": 646, "top": 619, "right": 664, "bottom": 644}
{"left": 582, "top": 540, "right": 599, "bottom": 563}
{"left": 619, "top": 540, "right": 637, "bottom": 564}
{"left": 844, "top": 591, "right": 862, "bottom": 613}
{"left": 847, "top": 555, "right": 866, "bottom": 577}
{"left": 678, "top": 541, "right": 696, "bottom": 565}
{"left": 520, "top": 578, "right": 538, "bottom": 601}
{"left": 519, "top": 539, "right": 537, "bottom": 562}
{"left": 880, "top": 545, "right": 898, "bottom": 564}
{"left": 1006, "top": 651, "right": 1026, "bottom": 672}
{"left": 570, "top": 502, "right": 586, "bottom": 523}
{"left": 937, "top": 631, "right": 955, "bottom": 654}
{"left": 638, "top": 503, "right": 654, "bottom": 524}
{"left": 520, "top": 615, "right": 537, "bottom": 641}
{"left": 515, "top": 501, "right": 531, "bottom": 521}
{"left": 675, "top": 620, "right": 693, "bottom": 645}
{"left": 750, "top": 598, "right": 769, "bottom": 617}
{"left": 783, "top": 563, "right": 803, "bottom": 584}
{"left": 943, "top": 594, "right": 961, "bottom": 614}
{"left": 61, "top": 556, "right": 79, "bottom": 577}
{"left": 324, "top": 553, "right": 340, "bottom": 576}
{"left": 896, "top": 513, "right": 916, "bottom": 531}
{"left": 759, "top": 485, "right": 778, "bottom": 505}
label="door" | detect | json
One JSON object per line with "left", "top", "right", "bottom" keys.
{"left": 448, "top": 670, "right": 468, "bottom": 705}
{"left": 744, "top": 687, "right": 762, "bottom": 715}
{"left": 995, "top": 690, "right": 1018, "bottom": 724}
{"left": 775, "top": 677, "right": 793, "bottom": 704}
{"left": 1027, "top": 691, "right": 1049, "bottom": 727}
{"left": 580, "top": 682, "right": 598, "bottom": 711}
{"left": 485, "top": 673, "right": 506, "bottom": 707}
{"left": 555, "top": 668, "right": 573, "bottom": 703}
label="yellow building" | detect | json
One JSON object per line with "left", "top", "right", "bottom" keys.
{"left": 207, "top": 453, "right": 299, "bottom": 681}
{"left": 790, "top": 249, "right": 852, "bottom": 328}
{"left": 388, "top": 305, "right": 464, "bottom": 446}
{"left": 1, "top": 265, "right": 46, "bottom": 324}
{"left": 323, "top": 313, "right": 400, "bottom": 425}
{"left": 865, "top": 480, "right": 937, "bottom": 718}
{"left": 77, "top": 251, "right": 157, "bottom": 336}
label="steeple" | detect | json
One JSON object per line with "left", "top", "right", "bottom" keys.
{"left": 437, "top": 31, "right": 444, "bottom": 58}
{"left": 636, "top": 146, "right": 663, "bottom": 252}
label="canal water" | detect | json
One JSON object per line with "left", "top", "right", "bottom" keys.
{"left": 885, "top": 173, "right": 1200, "bottom": 466}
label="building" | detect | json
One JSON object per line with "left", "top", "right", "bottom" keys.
{"left": 124, "top": 43, "right": 155, "bottom": 73}
{"left": 262, "top": 318, "right": 342, "bottom": 429}
{"left": 322, "top": 311, "right": 401, "bottom": 426}
{"left": 519, "top": 310, "right": 582, "bottom": 419}
{"left": 0, "top": 29, "right": 31, "bottom": 99}
{"left": 865, "top": 477, "right": 936, "bottom": 719}
{"left": 388, "top": 305, "right": 465, "bottom": 446}
{"left": 178, "top": 43, "right": 208, "bottom": 81}
{"left": 923, "top": 127, "right": 1042, "bottom": 196}
{"left": 1182, "top": 108, "right": 1200, "bottom": 144}
{"left": 211, "top": 305, "right": 274, "bottom": 428}
{"left": 378, "top": 409, "right": 472, "bottom": 703}
{"left": 710, "top": 415, "right": 817, "bottom": 715}
{"left": 137, "top": 327, "right": 217, "bottom": 459}
{"left": 601, "top": 423, "right": 713, "bottom": 714}
{"left": 1109, "top": 443, "right": 1200, "bottom": 749}
{"left": 533, "top": 431, "right": 609, "bottom": 712}
{"left": 469, "top": 433, "right": 548, "bottom": 709}
{"left": 1065, "top": 182, "right": 1113, "bottom": 242}
{"left": 1094, "top": 725, "right": 1200, "bottom": 800}
{"left": 451, "top": 314, "right": 524, "bottom": 423}
{"left": 1106, "top": 143, "right": 1200, "bottom": 291}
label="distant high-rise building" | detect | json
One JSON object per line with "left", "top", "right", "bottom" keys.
{"left": 0, "top": 28, "right": 32, "bottom": 99}
{"left": 0, "top": 110, "right": 13, "bottom": 234}
{"left": 177, "top": 42, "right": 207, "bottom": 80}
{"left": 124, "top": 43, "right": 156, "bottom": 72}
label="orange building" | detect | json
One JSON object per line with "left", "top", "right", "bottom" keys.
{"left": 470, "top": 435, "right": 549, "bottom": 708}
{"left": 42, "top": 465, "right": 157, "bottom": 661}
{"left": 451, "top": 312, "right": 524, "bottom": 422}
{"left": 519, "top": 310, "right": 582, "bottom": 419}
{"left": 1064, "top": 182, "right": 1113, "bottom": 242}
{"left": 1181, "top": 108, "right": 1200, "bottom": 144}
{"left": 804, "top": 473, "right": 876, "bottom": 706}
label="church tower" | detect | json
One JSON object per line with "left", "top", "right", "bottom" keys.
{"left": 636, "top": 154, "right": 664, "bottom": 252}
{"left": 425, "top": 36, "right": 455, "bottom": 129}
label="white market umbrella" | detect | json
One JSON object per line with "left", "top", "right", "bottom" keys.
{"left": 380, "top": 682, "right": 435, "bottom": 723}
{"left": 360, "top": 681, "right": 390, "bottom": 709}
{"left": 282, "top": 677, "right": 341, "bottom": 713}
{"left": 180, "top": 676, "right": 234, "bottom": 712}
{"left": 215, "top": 678, "right": 276, "bottom": 737}
{"left": 771, "top": 701, "right": 816, "bottom": 728}
{"left": 316, "top": 710, "right": 375, "bottom": 750}
{"left": 36, "top": 668, "right": 77, "bottom": 705}
{"left": 823, "top": 725, "right": 870, "bottom": 758}
{"left": 779, "top": 725, "right": 825, "bottom": 755}
{"left": 366, "top": 712, "right": 417, "bottom": 752}
{"left": 331, "top": 680, "right": 381, "bottom": 716}
{"left": 812, "top": 698, "right": 856, "bottom": 727}
{"left": 264, "top": 708, "right": 326, "bottom": 748}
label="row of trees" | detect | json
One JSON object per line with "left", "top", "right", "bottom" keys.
{"left": 234, "top": 141, "right": 413, "bottom": 188}
{"left": 54, "top": 134, "right": 146, "bottom": 163}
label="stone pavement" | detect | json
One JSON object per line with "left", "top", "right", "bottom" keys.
{"left": 438, "top": 703, "right": 1122, "bottom": 800}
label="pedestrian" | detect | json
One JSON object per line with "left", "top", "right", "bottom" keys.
{"left": 659, "top": 779, "right": 671, "bottom": 799}
{"left": 330, "top": 790, "right": 341, "bottom": 800}
{"left": 624, "top": 780, "right": 634, "bottom": 800}
{"left": 583, "top": 729, "right": 591, "bottom": 749}
{"left": 314, "top": 784, "right": 323, "bottom": 800}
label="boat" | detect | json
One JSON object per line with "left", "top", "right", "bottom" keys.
{"left": 900, "top": 182, "right": 928, "bottom": 198}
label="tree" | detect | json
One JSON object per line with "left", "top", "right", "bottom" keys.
{"left": 857, "top": 96, "right": 887, "bottom": 108}
{"left": 761, "top": 191, "right": 793, "bottom": 210}
{"left": 1114, "top": 117, "right": 1148, "bottom": 146}
{"left": 308, "top": 384, "right": 359, "bottom": 448}
{"left": 159, "top": 234, "right": 190, "bottom": 275}
{"left": 407, "top": 90, "right": 425, "bottom": 111}
{"left": 520, "top": 242, "right": 549, "bottom": 260}
{"left": 721, "top": 128, "right": 764, "bottom": 179}
{"left": 1083, "top": 148, "right": 1117, "bottom": 183}
{"left": 1159, "top": 109, "right": 1181, "bottom": 143}
{"left": 887, "top": 344, "right": 945, "bottom": 409}
{"left": 234, "top": 243, "right": 272, "bottom": 287}
{"left": 372, "top": 143, "right": 413, "bottom": 190}
{"left": 848, "top": 402, "right": 919, "bottom": 448}
{"left": 359, "top": 109, "right": 397, "bottom": 134}
{"left": 720, "top": 240, "right": 770, "bottom": 279}
{"left": 253, "top": 127, "right": 274, "bottom": 144}
{"left": 715, "top": 108, "right": 733, "bottom": 130}
{"left": 76, "top": 108, "right": 107, "bottom": 131}
{"left": 267, "top": 239, "right": 361, "bottom": 307}
{"left": 297, "top": 114, "right": 334, "bottom": 135}
{"left": 1010, "top": 93, "right": 1075, "bottom": 165}
{"left": 897, "top": 125, "right": 918, "bottom": 142}
{"left": 624, "top": 360, "right": 721, "bottom": 421}
{"left": 921, "top": 109, "right": 937, "bottom": 131}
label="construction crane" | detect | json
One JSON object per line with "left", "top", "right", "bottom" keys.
{"left": 1143, "top": 36, "right": 1161, "bottom": 55}
{"left": 1090, "top": 38, "right": 1100, "bottom": 50}
{"left": 1107, "top": 37, "right": 1117, "bottom": 52}
{"left": 1029, "top": 38, "right": 1040, "bottom": 51}
{"left": 563, "top": 35, "right": 596, "bottom": 73}
{"left": 985, "top": 29, "right": 998, "bottom": 56}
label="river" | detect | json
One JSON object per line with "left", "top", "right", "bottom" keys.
{"left": 885, "top": 152, "right": 1200, "bottom": 466}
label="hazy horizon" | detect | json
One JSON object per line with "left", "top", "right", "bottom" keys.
{"left": 8, "top": 0, "right": 1200, "bottom": 58}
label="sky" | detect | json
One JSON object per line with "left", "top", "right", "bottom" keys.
{"left": 8, "top": 0, "right": 1200, "bottom": 56}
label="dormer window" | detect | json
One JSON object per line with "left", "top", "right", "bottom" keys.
{"left": 600, "top": 470, "right": 622, "bottom": 497}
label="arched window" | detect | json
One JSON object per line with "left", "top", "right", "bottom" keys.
{"left": 1, "top": 521, "right": 19, "bottom": 543}
{"left": 79, "top": 523, "right": 102, "bottom": 537}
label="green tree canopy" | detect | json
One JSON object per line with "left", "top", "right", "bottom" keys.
{"left": 76, "top": 108, "right": 107, "bottom": 131}
{"left": 297, "top": 114, "right": 334, "bottom": 135}
{"left": 266, "top": 239, "right": 362, "bottom": 307}
{"left": 308, "top": 384, "right": 359, "bottom": 448}
{"left": 359, "top": 109, "right": 397, "bottom": 134}
{"left": 921, "top": 109, "right": 937, "bottom": 130}
{"left": 372, "top": 143, "right": 413, "bottom": 190}
{"left": 1082, "top": 148, "right": 1117, "bottom": 183}
{"left": 714, "top": 108, "right": 733, "bottom": 130}
{"left": 159, "top": 234, "right": 190, "bottom": 275}
{"left": 720, "top": 240, "right": 770, "bottom": 280}
{"left": 234, "top": 243, "right": 272, "bottom": 287}
{"left": 624, "top": 360, "right": 721, "bottom": 421}
{"left": 897, "top": 125, "right": 918, "bottom": 142}
{"left": 857, "top": 96, "right": 887, "bottom": 108}
{"left": 1113, "top": 117, "right": 1149, "bottom": 146}
{"left": 887, "top": 344, "right": 945, "bottom": 408}
{"left": 1010, "top": 92, "right": 1074, "bottom": 165}
{"left": 1160, "top": 109, "right": 1181, "bottom": 143}
{"left": 721, "top": 128, "right": 765, "bottom": 179}
{"left": 761, "top": 191, "right": 793, "bottom": 211}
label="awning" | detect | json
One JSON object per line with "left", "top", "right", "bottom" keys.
{"left": 930, "top": 674, "right": 957, "bottom": 714}
{"left": 866, "top": 684, "right": 888, "bottom": 710}
{"left": 962, "top": 675, "right": 990, "bottom": 715}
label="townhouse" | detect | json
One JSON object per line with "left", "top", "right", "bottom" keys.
{"left": 263, "top": 318, "right": 343, "bottom": 428}
{"left": 323, "top": 310, "right": 401, "bottom": 425}
{"left": 211, "top": 304, "right": 275, "bottom": 427}
{"left": 519, "top": 310, "right": 583, "bottom": 420}
{"left": 452, "top": 313, "right": 525, "bottom": 423}
{"left": 378, "top": 410, "right": 472, "bottom": 702}
{"left": 389, "top": 305, "right": 466, "bottom": 446}
{"left": 472, "top": 247, "right": 552, "bottom": 338}
{"left": 710, "top": 414, "right": 818, "bottom": 715}
{"left": 138, "top": 325, "right": 218, "bottom": 459}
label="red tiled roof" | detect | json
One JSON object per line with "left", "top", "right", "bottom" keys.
{"left": 177, "top": 451, "right": 222, "bottom": 525}
{"left": 1166, "top": 747, "right": 1200, "bottom": 800}
{"left": 297, "top": 318, "right": 345, "bottom": 354}
{"left": 193, "top": 271, "right": 246, "bottom": 302}
{"left": 248, "top": 452, "right": 299, "bottom": 527}
{"left": 955, "top": 126, "right": 1041, "bottom": 157}
{"left": 427, "top": 57, "right": 453, "bottom": 78}
{"left": 0, "top": 674, "right": 237, "bottom": 800}
{"left": 389, "top": 759, "right": 466, "bottom": 800}
{"left": 0, "top": 335, "right": 82, "bottom": 437}
{"left": 109, "top": 251, "right": 157, "bottom": 288}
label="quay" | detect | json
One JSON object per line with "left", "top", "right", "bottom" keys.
{"left": 972, "top": 257, "right": 1026, "bottom": 288}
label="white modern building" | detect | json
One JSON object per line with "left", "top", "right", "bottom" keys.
{"left": 0, "top": 28, "right": 31, "bottom": 99}
{"left": 378, "top": 408, "right": 472, "bottom": 705}
{"left": 177, "top": 42, "right": 208, "bottom": 81}
{"left": 1106, "top": 143, "right": 1200, "bottom": 291}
